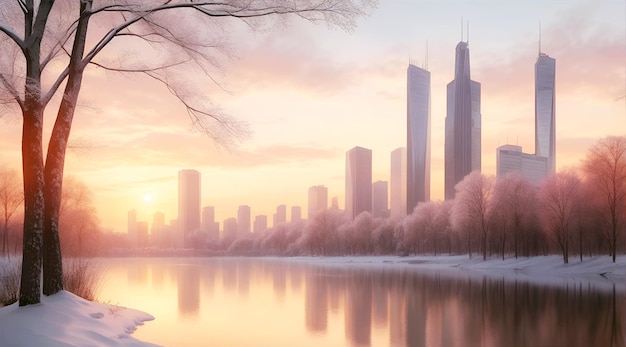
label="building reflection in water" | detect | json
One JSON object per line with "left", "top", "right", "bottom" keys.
{"left": 109, "top": 258, "right": 626, "bottom": 347}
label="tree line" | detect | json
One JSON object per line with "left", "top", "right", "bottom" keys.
{"left": 216, "top": 136, "right": 626, "bottom": 264}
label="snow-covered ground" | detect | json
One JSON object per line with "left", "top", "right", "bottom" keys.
{"left": 1, "top": 254, "right": 625, "bottom": 346}
{"left": 284, "top": 254, "right": 626, "bottom": 291}
{"left": 0, "top": 291, "right": 157, "bottom": 347}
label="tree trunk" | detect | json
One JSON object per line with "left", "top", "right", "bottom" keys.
{"left": 19, "top": 109, "right": 45, "bottom": 306}
{"left": 43, "top": 0, "right": 91, "bottom": 295}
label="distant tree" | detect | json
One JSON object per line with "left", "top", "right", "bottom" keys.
{"left": 403, "top": 202, "right": 438, "bottom": 254}
{"left": 301, "top": 209, "right": 346, "bottom": 255}
{"left": 58, "top": 177, "right": 100, "bottom": 257}
{"left": 582, "top": 136, "right": 626, "bottom": 262}
{"left": 0, "top": 0, "right": 375, "bottom": 305}
{"left": 371, "top": 218, "right": 397, "bottom": 254}
{"left": 490, "top": 173, "right": 537, "bottom": 259}
{"left": 433, "top": 200, "right": 453, "bottom": 255}
{"left": 451, "top": 171, "right": 494, "bottom": 260}
{"left": 0, "top": 167, "right": 23, "bottom": 258}
{"left": 340, "top": 212, "right": 376, "bottom": 255}
{"left": 538, "top": 170, "right": 583, "bottom": 264}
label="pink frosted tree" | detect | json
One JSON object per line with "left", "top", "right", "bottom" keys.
{"left": 490, "top": 173, "right": 537, "bottom": 259}
{"left": 582, "top": 136, "right": 626, "bottom": 262}
{"left": 450, "top": 171, "right": 495, "bottom": 260}
{"left": 538, "top": 170, "right": 583, "bottom": 264}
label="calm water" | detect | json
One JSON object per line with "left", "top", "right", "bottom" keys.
{"left": 97, "top": 257, "right": 626, "bottom": 347}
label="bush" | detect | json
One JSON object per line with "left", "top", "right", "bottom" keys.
{"left": 0, "top": 260, "right": 20, "bottom": 306}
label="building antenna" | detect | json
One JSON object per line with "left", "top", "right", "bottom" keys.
{"left": 467, "top": 20, "right": 470, "bottom": 44}
{"left": 461, "top": 16, "right": 464, "bottom": 41}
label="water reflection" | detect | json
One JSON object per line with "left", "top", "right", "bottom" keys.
{"left": 98, "top": 258, "right": 626, "bottom": 347}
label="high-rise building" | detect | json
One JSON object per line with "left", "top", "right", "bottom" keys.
{"left": 178, "top": 169, "right": 201, "bottom": 248}
{"left": 291, "top": 206, "right": 302, "bottom": 223}
{"left": 407, "top": 64, "right": 431, "bottom": 212}
{"left": 127, "top": 209, "right": 137, "bottom": 246}
{"left": 202, "top": 206, "right": 219, "bottom": 241}
{"left": 535, "top": 52, "right": 556, "bottom": 174}
{"left": 390, "top": 147, "right": 407, "bottom": 218}
{"left": 151, "top": 212, "right": 165, "bottom": 247}
{"left": 273, "top": 204, "right": 287, "bottom": 226}
{"left": 308, "top": 185, "right": 328, "bottom": 218}
{"left": 372, "top": 180, "right": 389, "bottom": 219}
{"left": 237, "top": 205, "right": 251, "bottom": 236}
{"left": 253, "top": 215, "right": 268, "bottom": 234}
{"left": 445, "top": 40, "right": 481, "bottom": 200}
{"left": 223, "top": 217, "right": 237, "bottom": 240}
{"left": 496, "top": 145, "right": 548, "bottom": 185}
{"left": 345, "top": 146, "right": 372, "bottom": 219}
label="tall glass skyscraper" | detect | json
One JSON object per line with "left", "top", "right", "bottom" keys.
{"left": 445, "top": 41, "right": 481, "bottom": 200}
{"left": 407, "top": 64, "right": 431, "bottom": 213}
{"left": 535, "top": 53, "right": 556, "bottom": 174}
{"left": 390, "top": 147, "right": 407, "bottom": 219}
{"left": 178, "top": 169, "right": 201, "bottom": 248}
{"left": 345, "top": 146, "right": 372, "bottom": 219}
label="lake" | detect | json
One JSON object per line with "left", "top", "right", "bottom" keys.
{"left": 97, "top": 257, "right": 626, "bottom": 347}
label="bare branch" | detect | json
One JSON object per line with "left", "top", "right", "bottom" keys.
{"left": 0, "top": 24, "right": 24, "bottom": 50}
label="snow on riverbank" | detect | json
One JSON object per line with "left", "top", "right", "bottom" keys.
{"left": 283, "top": 254, "right": 626, "bottom": 291}
{"left": 0, "top": 291, "right": 158, "bottom": 347}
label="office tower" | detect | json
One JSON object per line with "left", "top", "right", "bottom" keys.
{"left": 535, "top": 51, "right": 556, "bottom": 174}
{"left": 127, "top": 209, "right": 137, "bottom": 247}
{"left": 390, "top": 147, "right": 407, "bottom": 218}
{"left": 151, "top": 212, "right": 165, "bottom": 247}
{"left": 202, "top": 206, "right": 219, "bottom": 241}
{"left": 178, "top": 169, "right": 201, "bottom": 248}
{"left": 253, "top": 215, "right": 268, "bottom": 234}
{"left": 291, "top": 206, "right": 302, "bottom": 222}
{"left": 407, "top": 64, "right": 431, "bottom": 212}
{"left": 372, "top": 180, "right": 389, "bottom": 219}
{"left": 445, "top": 41, "right": 481, "bottom": 200}
{"left": 273, "top": 204, "right": 287, "bottom": 226}
{"left": 237, "top": 205, "right": 251, "bottom": 236}
{"left": 496, "top": 145, "right": 548, "bottom": 185}
{"left": 223, "top": 217, "right": 237, "bottom": 240}
{"left": 345, "top": 146, "right": 372, "bottom": 219}
{"left": 308, "top": 185, "right": 328, "bottom": 218}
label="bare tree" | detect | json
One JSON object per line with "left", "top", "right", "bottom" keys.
{"left": 538, "top": 170, "right": 583, "bottom": 264}
{"left": 490, "top": 173, "right": 537, "bottom": 259}
{"left": 0, "top": 167, "right": 23, "bottom": 258}
{"left": 582, "top": 136, "right": 626, "bottom": 262}
{"left": 58, "top": 177, "right": 100, "bottom": 257}
{"left": 451, "top": 171, "right": 494, "bottom": 260}
{"left": 0, "top": 0, "right": 375, "bottom": 305}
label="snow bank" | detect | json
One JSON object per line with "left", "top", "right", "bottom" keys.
{"left": 282, "top": 255, "right": 626, "bottom": 291}
{"left": 0, "top": 291, "right": 158, "bottom": 347}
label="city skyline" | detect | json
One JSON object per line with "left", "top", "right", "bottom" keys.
{"left": 0, "top": 1, "right": 624, "bottom": 232}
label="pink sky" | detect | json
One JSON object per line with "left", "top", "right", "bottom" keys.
{"left": 1, "top": 0, "right": 625, "bottom": 233}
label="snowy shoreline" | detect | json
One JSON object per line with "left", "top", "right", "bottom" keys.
{"left": 275, "top": 254, "right": 626, "bottom": 292}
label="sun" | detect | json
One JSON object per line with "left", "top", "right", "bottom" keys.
{"left": 143, "top": 194, "right": 153, "bottom": 202}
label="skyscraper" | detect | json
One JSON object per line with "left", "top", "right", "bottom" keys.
{"left": 390, "top": 147, "right": 407, "bottom": 219}
{"left": 291, "top": 206, "right": 302, "bottom": 222}
{"left": 445, "top": 41, "right": 481, "bottom": 200}
{"left": 535, "top": 52, "right": 556, "bottom": 174}
{"left": 273, "top": 204, "right": 287, "bottom": 226}
{"left": 237, "top": 205, "right": 251, "bottom": 236}
{"left": 496, "top": 144, "right": 548, "bottom": 185}
{"left": 407, "top": 64, "right": 431, "bottom": 212}
{"left": 178, "top": 169, "right": 201, "bottom": 248}
{"left": 253, "top": 215, "right": 268, "bottom": 234}
{"left": 308, "top": 185, "right": 328, "bottom": 218}
{"left": 345, "top": 146, "right": 372, "bottom": 219}
{"left": 372, "top": 180, "right": 389, "bottom": 219}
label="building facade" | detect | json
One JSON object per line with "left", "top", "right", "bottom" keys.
{"left": 308, "top": 185, "right": 328, "bottom": 218}
{"left": 253, "top": 215, "right": 268, "bottom": 234}
{"left": 390, "top": 147, "right": 407, "bottom": 219}
{"left": 237, "top": 205, "right": 251, "bottom": 237}
{"left": 496, "top": 145, "right": 548, "bottom": 185}
{"left": 407, "top": 64, "right": 431, "bottom": 213}
{"left": 445, "top": 41, "right": 481, "bottom": 200}
{"left": 345, "top": 146, "right": 372, "bottom": 219}
{"left": 535, "top": 52, "right": 556, "bottom": 174}
{"left": 178, "top": 169, "right": 201, "bottom": 248}
{"left": 372, "top": 180, "right": 389, "bottom": 219}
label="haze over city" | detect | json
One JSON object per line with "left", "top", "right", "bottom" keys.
{"left": 0, "top": 0, "right": 624, "bottom": 233}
